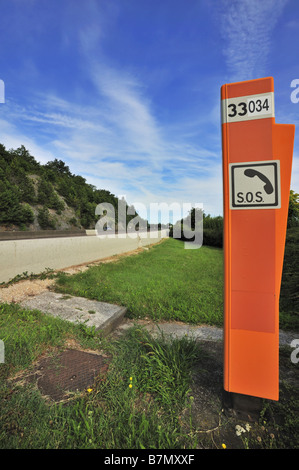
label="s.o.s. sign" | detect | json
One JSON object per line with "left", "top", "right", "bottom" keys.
{"left": 229, "top": 160, "right": 281, "bottom": 209}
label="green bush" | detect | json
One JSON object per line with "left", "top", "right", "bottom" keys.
{"left": 0, "top": 180, "right": 34, "bottom": 226}
{"left": 280, "top": 226, "right": 299, "bottom": 329}
{"left": 37, "top": 176, "right": 65, "bottom": 212}
{"left": 203, "top": 227, "right": 223, "bottom": 247}
{"left": 18, "top": 176, "right": 36, "bottom": 204}
{"left": 37, "top": 207, "right": 56, "bottom": 230}
{"left": 20, "top": 204, "right": 35, "bottom": 225}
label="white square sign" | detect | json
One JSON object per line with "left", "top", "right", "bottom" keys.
{"left": 229, "top": 160, "right": 281, "bottom": 210}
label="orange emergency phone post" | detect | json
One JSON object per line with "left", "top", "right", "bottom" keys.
{"left": 221, "top": 77, "right": 295, "bottom": 401}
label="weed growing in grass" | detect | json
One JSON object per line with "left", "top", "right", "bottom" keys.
{"left": 0, "top": 267, "right": 56, "bottom": 287}
{"left": 115, "top": 327, "right": 200, "bottom": 409}
{"left": 77, "top": 326, "right": 201, "bottom": 449}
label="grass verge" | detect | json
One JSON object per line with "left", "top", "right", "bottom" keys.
{"left": 0, "top": 302, "right": 298, "bottom": 449}
{"left": 0, "top": 302, "right": 200, "bottom": 449}
{"left": 54, "top": 238, "right": 224, "bottom": 326}
{"left": 53, "top": 237, "right": 298, "bottom": 330}
{"left": 0, "top": 237, "right": 298, "bottom": 449}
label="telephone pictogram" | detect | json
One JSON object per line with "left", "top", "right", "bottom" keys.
{"left": 244, "top": 169, "right": 274, "bottom": 194}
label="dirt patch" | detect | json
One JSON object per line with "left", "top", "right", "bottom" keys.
{"left": 0, "top": 278, "right": 55, "bottom": 304}
{"left": 181, "top": 339, "right": 299, "bottom": 449}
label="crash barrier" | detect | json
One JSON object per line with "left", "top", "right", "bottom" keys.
{"left": 0, "top": 230, "right": 87, "bottom": 241}
{"left": 0, "top": 230, "right": 168, "bottom": 283}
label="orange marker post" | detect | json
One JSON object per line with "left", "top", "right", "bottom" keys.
{"left": 221, "top": 77, "right": 295, "bottom": 400}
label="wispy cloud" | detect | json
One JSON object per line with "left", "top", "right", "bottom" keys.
{"left": 218, "top": 0, "right": 289, "bottom": 81}
{"left": 2, "top": 74, "right": 221, "bottom": 212}
{"left": 91, "top": 65, "right": 165, "bottom": 165}
{"left": 0, "top": 0, "right": 224, "bottom": 219}
{"left": 0, "top": 118, "right": 56, "bottom": 164}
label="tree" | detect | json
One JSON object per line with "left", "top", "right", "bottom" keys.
{"left": 20, "top": 204, "right": 35, "bottom": 225}
{"left": 288, "top": 190, "right": 299, "bottom": 228}
{"left": 0, "top": 180, "right": 34, "bottom": 226}
{"left": 45, "top": 159, "right": 72, "bottom": 177}
{"left": 37, "top": 207, "right": 56, "bottom": 230}
{"left": 37, "top": 176, "right": 54, "bottom": 205}
{"left": 10, "top": 145, "right": 41, "bottom": 172}
{"left": 18, "top": 175, "right": 36, "bottom": 204}
{"left": 37, "top": 176, "right": 64, "bottom": 211}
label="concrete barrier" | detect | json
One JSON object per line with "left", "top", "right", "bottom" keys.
{"left": 0, "top": 230, "right": 168, "bottom": 283}
{"left": 0, "top": 230, "right": 86, "bottom": 241}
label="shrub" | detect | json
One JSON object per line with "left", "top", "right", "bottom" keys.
{"left": 37, "top": 207, "right": 56, "bottom": 230}
{"left": 203, "top": 227, "right": 223, "bottom": 248}
{"left": 20, "top": 204, "right": 35, "bottom": 225}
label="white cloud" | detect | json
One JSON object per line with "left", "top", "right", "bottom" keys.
{"left": 0, "top": 11, "right": 223, "bottom": 224}
{"left": 0, "top": 79, "right": 223, "bottom": 221}
{"left": 0, "top": 118, "right": 56, "bottom": 164}
{"left": 218, "top": 0, "right": 289, "bottom": 81}
{"left": 90, "top": 65, "right": 166, "bottom": 165}
{"left": 291, "top": 152, "right": 299, "bottom": 192}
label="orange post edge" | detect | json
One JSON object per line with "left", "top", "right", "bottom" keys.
{"left": 221, "top": 77, "right": 295, "bottom": 401}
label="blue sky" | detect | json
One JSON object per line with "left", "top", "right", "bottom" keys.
{"left": 0, "top": 0, "right": 298, "bottom": 223}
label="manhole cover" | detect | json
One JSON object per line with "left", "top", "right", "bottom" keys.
{"left": 24, "top": 349, "right": 110, "bottom": 402}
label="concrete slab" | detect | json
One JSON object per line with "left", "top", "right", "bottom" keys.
{"left": 114, "top": 319, "right": 223, "bottom": 342}
{"left": 20, "top": 291, "right": 127, "bottom": 336}
{"left": 114, "top": 319, "right": 297, "bottom": 347}
{"left": 145, "top": 322, "right": 223, "bottom": 342}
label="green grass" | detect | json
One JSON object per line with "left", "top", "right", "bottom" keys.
{"left": 0, "top": 302, "right": 200, "bottom": 449}
{"left": 0, "top": 302, "right": 102, "bottom": 376}
{"left": 0, "top": 303, "right": 297, "bottom": 449}
{"left": 0, "top": 239, "right": 298, "bottom": 449}
{"left": 54, "top": 238, "right": 224, "bottom": 326}
{"left": 54, "top": 236, "right": 298, "bottom": 330}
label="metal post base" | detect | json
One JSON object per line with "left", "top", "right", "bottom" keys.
{"left": 222, "top": 390, "right": 264, "bottom": 422}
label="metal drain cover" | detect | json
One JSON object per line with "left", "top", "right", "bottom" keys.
{"left": 26, "top": 349, "right": 110, "bottom": 402}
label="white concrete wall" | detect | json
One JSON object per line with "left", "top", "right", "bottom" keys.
{"left": 0, "top": 230, "right": 168, "bottom": 283}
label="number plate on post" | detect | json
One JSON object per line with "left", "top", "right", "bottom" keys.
{"left": 222, "top": 92, "right": 275, "bottom": 123}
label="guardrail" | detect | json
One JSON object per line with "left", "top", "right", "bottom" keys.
{"left": 0, "top": 230, "right": 87, "bottom": 241}
{"left": 0, "top": 230, "right": 168, "bottom": 283}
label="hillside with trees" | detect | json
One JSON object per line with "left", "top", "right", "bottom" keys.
{"left": 0, "top": 143, "right": 147, "bottom": 232}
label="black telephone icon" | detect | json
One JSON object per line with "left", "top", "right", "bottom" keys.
{"left": 244, "top": 169, "right": 274, "bottom": 195}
